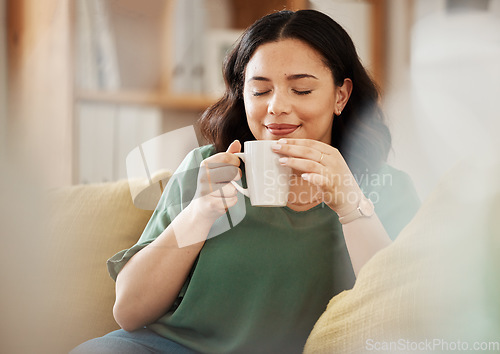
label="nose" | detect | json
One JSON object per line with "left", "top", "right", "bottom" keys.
{"left": 267, "top": 91, "right": 292, "bottom": 116}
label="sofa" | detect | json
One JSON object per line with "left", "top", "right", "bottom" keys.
{"left": 45, "top": 159, "right": 500, "bottom": 354}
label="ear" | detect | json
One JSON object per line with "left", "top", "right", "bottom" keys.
{"left": 335, "top": 78, "right": 353, "bottom": 115}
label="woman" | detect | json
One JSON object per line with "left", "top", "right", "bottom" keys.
{"left": 73, "top": 9, "right": 420, "bottom": 354}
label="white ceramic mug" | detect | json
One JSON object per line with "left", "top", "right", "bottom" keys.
{"left": 231, "top": 140, "right": 291, "bottom": 207}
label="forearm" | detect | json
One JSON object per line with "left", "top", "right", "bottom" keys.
{"left": 342, "top": 213, "right": 392, "bottom": 277}
{"left": 113, "top": 202, "right": 213, "bottom": 331}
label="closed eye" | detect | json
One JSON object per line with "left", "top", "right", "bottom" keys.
{"left": 293, "top": 89, "right": 312, "bottom": 95}
{"left": 252, "top": 90, "right": 271, "bottom": 97}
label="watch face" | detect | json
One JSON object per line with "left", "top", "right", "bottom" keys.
{"left": 359, "top": 198, "right": 375, "bottom": 217}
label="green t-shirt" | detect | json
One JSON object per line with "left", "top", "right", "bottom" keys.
{"left": 108, "top": 145, "right": 420, "bottom": 353}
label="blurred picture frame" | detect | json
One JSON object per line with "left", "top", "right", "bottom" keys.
{"left": 204, "top": 29, "right": 243, "bottom": 97}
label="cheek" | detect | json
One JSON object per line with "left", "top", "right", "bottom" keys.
{"left": 297, "top": 105, "right": 335, "bottom": 135}
{"left": 244, "top": 97, "right": 266, "bottom": 123}
{"left": 244, "top": 100, "right": 267, "bottom": 139}
{"left": 306, "top": 98, "right": 335, "bottom": 123}
{"left": 297, "top": 105, "right": 330, "bottom": 123}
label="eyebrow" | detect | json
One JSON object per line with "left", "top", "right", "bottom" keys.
{"left": 248, "top": 74, "right": 319, "bottom": 82}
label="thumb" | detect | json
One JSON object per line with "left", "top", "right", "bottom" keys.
{"left": 226, "top": 140, "right": 241, "bottom": 154}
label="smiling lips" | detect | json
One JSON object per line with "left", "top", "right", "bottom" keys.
{"left": 265, "top": 123, "right": 300, "bottom": 136}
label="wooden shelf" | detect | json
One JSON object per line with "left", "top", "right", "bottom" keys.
{"left": 164, "top": 94, "right": 218, "bottom": 111}
{"left": 77, "top": 0, "right": 310, "bottom": 113}
{"left": 77, "top": 90, "right": 217, "bottom": 111}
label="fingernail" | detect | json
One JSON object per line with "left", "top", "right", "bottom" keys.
{"left": 302, "top": 173, "right": 309, "bottom": 181}
{"left": 272, "top": 144, "right": 281, "bottom": 150}
{"left": 278, "top": 139, "right": 287, "bottom": 144}
{"left": 279, "top": 157, "right": 288, "bottom": 164}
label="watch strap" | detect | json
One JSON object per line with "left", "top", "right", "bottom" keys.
{"left": 338, "top": 207, "right": 363, "bottom": 224}
{"left": 338, "top": 197, "right": 374, "bottom": 224}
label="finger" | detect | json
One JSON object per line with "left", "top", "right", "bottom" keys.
{"left": 203, "top": 164, "right": 241, "bottom": 184}
{"left": 219, "top": 182, "right": 239, "bottom": 210}
{"left": 278, "top": 155, "right": 325, "bottom": 174}
{"left": 211, "top": 181, "right": 238, "bottom": 198}
{"left": 272, "top": 141, "right": 330, "bottom": 164}
{"left": 226, "top": 140, "right": 241, "bottom": 154}
{"left": 224, "top": 196, "right": 239, "bottom": 209}
{"left": 203, "top": 152, "right": 241, "bottom": 168}
{"left": 301, "top": 173, "right": 330, "bottom": 188}
{"left": 203, "top": 141, "right": 241, "bottom": 168}
{"left": 198, "top": 164, "right": 241, "bottom": 195}
{"left": 274, "top": 138, "right": 329, "bottom": 152}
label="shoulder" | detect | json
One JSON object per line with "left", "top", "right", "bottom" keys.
{"left": 187, "top": 144, "right": 216, "bottom": 162}
{"left": 377, "top": 164, "right": 415, "bottom": 186}
{"left": 359, "top": 164, "right": 417, "bottom": 197}
{"left": 197, "top": 144, "right": 217, "bottom": 159}
{"left": 156, "top": 145, "right": 216, "bottom": 209}
{"left": 176, "top": 145, "right": 216, "bottom": 172}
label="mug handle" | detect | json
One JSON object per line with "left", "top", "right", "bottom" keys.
{"left": 231, "top": 152, "right": 249, "bottom": 197}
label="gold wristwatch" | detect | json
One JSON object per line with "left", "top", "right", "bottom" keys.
{"left": 338, "top": 196, "right": 375, "bottom": 224}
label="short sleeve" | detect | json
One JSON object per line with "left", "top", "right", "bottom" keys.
{"left": 106, "top": 145, "right": 216, "bottom": 281}
{"left": 107, "top": 209, "right": 174, "bottom": 281}
{"left": 361, "top": 165, "right": 421, "bottom": 240}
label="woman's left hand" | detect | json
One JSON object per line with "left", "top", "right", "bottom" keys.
{"left": 271, "top": 138, "right": 363, "bottom": 216}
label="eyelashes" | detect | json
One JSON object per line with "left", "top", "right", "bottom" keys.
{"left": 252, "top": 89, "right": 312, "bottom": 97}
{"left": 252, "top": 91, "right": 270, "bottom": 97}
{"left": 294, "top": 90, "right": 312, "bottom": 95}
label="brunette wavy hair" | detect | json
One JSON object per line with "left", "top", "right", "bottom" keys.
{"left": 198, "top": 9, "right": 391, "bottom": 175}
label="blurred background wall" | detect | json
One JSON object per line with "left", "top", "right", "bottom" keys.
{"left": 386, "top": 0, "right": 500, "bottom": 198}
{"left": 4, "top": 0, "right": 390, "bottom": 189}
{"left": 3, "top": 0, "right": 499, "bottom": 198}
{"left": 0, "top": 0, "right": 6, "bottom": 159}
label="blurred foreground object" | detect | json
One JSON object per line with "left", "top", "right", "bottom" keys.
{"left": 305, "top": 155, "right": 500, "bottom": 354}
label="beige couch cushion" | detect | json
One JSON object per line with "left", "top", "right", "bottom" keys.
{"left": 46, "top": 180, "right": 153, "bottom": 353}
{"left": 304, "top": 160, "right": 500, "bottom": 353}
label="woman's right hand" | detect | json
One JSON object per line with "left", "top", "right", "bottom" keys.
{"left": 191, "top": 140, "right": 242, "bottom": 222}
